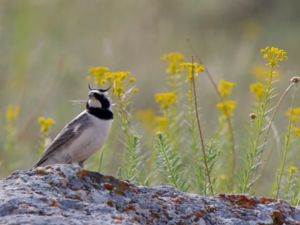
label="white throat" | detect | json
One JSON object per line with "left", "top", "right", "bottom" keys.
{"left": 88, "top": 99, "right": 102, "bottom": 108}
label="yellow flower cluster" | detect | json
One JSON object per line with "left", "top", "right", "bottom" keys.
{"left": 288, "top": 165, "right": 297, "bottom": 175}
{"left": 249, "top": 82, "right": 265, "bottom": 101}
{"left": 38, "top": 117, "right": 55, "bottom": 133}
{"left": 136, "top": 109, "right": 156, "bottom": 131}
{"left": 87, "top": 66, "right": 137, "bottom": 98}
{"left": 155, "top": 92, "right": 177, "bottom": 110}
{"left": 261, "top": 47, "right": 287, "bottom": 66}
{"left": 216, "top": 81, "right": 236, "bottom": 118}
{"left": 216, "top": 101, "right": 237, "bottom": 117}
{"left": 218, "top": 80, "right": 236, "bottom": 97}
{"left": 106, "top": 71, "right": 137, "bottom": 98}
{"left": 219, "top": 174, "right": 226, "bottom": 181}
{"left": 136, "top": 109, "right": 169, "bottom": 133}
{"left": 155, "top": 116, "right": 168, "bottom": 133}
{"left": 294, "top": 128, "right": 300, "bottom": 138}
{"left": 251, "top": 65, "right": 281, "bottom": 81}
{"left": 6, "top": 105, "right": 20, "bottom": 123}
{"left": 286, "top": 108, "right": 300, "bottom": 123}
{"left": 180, "top": 62, "right": 206, "bottom": 80}
{"left": 286, "top": 108, "right": 300, "bottom": 138}
{"left": 88, "top": 66, "right": 109, "bottom": 86}
{"left": 162, "top": 52, "right": 185, "bottom": 75}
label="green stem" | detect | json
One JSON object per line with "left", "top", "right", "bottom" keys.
{"left": 286, "top": 172, "right": 293, "bottom": 200}
{"left": 157, "top": 134, "right": 181, "bottom": 188}
{"left": 257, "top": 82, "right": 295, "bottom": 181}
{"left": 189, "top": 84, "right": 197, "bottom": 153}
{"left": 187, "top": 42, "right": 236, "bottom": 191}
{"left": 118, "top": 98, "right": 137, "bottom": 180}
{"left": 98, "top": 150, "right": 105, "bottom": 172}
{"left": 241, "top": 65, "right": 274, "bottom": 193}
{"left": 191, "top": 57, "right": 214, "bottom": 195}
{"left": 275, "top": 85, "right": 297, "bottom": 198}
{"left": 189, "top": 82, "right": 205, "bottom": 193}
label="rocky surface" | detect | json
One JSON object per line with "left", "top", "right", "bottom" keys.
{"left": 0, "top": 165, "right": 300, "bottom": 225}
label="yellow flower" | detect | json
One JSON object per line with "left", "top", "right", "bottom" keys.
{"left": 136, "top": 109, "right": 156, "bottom": 131}
{"left": 132, "top": 87, "right": 139, "bottom": 94}
{"left": 129, "top": 77, "right": 136, "bottom": 83}
{"left": 89, "top": 66, "right": 109, "bottom": 76}
{"left": 38, "top": 117, "right": 55, "bottom": 133}
{"left": 155, "top": 116, "right": 168, "bottom": 133}
{"left": 103, "top": 71, "right": 136, "bottom": 98}
{"left": 219, "top": 174, "right": 226, "bottom": 181}
{"left": 87, "top": 69, "right": 137, "bottom": 99}
{"left": 114, "top": 85, "right": 124, "bottom": 97}
{"left": 288, "top": 165, "right": 297, "bottom": 175}
{"left": 261, "top": 46, "right": 287, "bottom": 66}
{"left": 286, "top": 108, "right": 300, "bottom": 123}
{"left": 251, "top": 65, "right": 281, "bottom": 81}
{"left": 218, "top": 80, "right": 236, "bottom": 97}
{"left": 136, "top": 109, "right": 169, "bottom": 133}
{"left": 107, "top": 71, "right": 129, "bottom": 82}
{"left": 162, "top": 52, "right": 185, "bottom": 75}
{"left": 216, "top": 101, "right": 237, "bottom": 117}
{"left": 249, "top": 82, "right": 265, "bottom": 100}
{"left": 180, "top": 62, "right": 206, "bottom": 80}
{"left": 87, "top": 66, "right": 109, "bottom": 86}
{"left": 294, "top": 127, "right": 300, "bottom": 138}
{"left": 155, "top": 92, "right": 177, "bottom": 110}
{"left": 6, "top": 105, "right": 20, "bottom": 123}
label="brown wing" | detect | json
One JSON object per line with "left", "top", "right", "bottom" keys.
{"left": 33, "top": 112, "right": 91, "bottom": 168}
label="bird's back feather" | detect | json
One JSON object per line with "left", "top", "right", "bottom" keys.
{"left": 33, "top": 112, "right": 90, "bottom": 168}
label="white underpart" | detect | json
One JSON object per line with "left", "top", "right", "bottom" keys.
{"left": 49, "top": 111, "right": 112, "bottom": 164}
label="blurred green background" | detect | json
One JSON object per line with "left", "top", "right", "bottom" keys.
{"left": 1, "top": 0, "right": 300, "bottom": 193}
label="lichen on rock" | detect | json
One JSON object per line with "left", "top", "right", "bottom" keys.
{"left": 0, "top": 164, "right": 300, "bottom": 225}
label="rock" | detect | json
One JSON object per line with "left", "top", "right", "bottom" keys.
{"left": 0, "top": 164, "right": 300, "bottom": 225}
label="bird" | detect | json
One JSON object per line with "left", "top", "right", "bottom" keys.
{"left": 33, "top": 85, "right": 113, "bottom": 168}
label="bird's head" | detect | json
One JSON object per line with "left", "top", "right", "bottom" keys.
{"left": 87, "top": 84, "right": 111, "bottom": 109}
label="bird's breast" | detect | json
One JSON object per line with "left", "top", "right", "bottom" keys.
{"left": 68, "top": 116, "right": 113, "bottom": 162}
